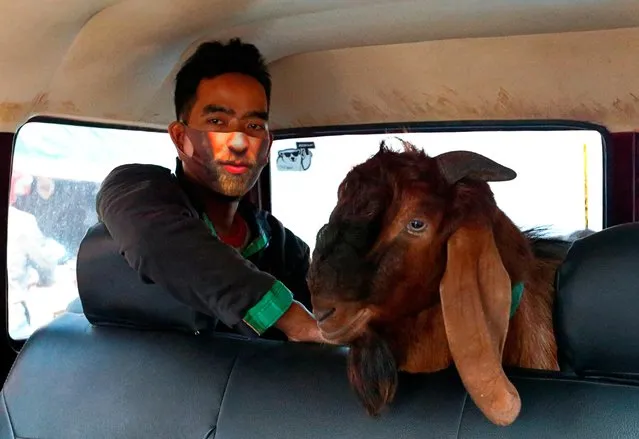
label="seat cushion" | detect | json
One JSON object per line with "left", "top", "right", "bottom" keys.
{"left": 3, "top": 312, "right": 639, "bottom": 439}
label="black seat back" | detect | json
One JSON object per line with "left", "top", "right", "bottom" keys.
{"left": 4, "top": 313, "right": 639, "bottom": 439}
{"left": 556, "top": 222, "right": 639, "bottom": 377}
{"left": 3, "top": 223, "right": 639, "bottom": 438}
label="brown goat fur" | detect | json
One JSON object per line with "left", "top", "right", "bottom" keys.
{"left": 307, "top": 139, "right": 572, "bottom": 426}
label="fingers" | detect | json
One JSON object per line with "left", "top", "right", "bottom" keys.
{"left": 278, "top": 300, "right": 343, "bottom": 345}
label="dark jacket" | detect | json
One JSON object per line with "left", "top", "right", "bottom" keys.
{"left": 96, "top": 161, "right": 312, "bottom": 340}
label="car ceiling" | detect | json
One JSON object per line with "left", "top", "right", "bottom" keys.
{"left": 1, "top": 0, "right": 638, "bottom": 133}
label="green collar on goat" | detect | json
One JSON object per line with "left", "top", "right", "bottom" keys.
{"left": 510, "top": 282, "right": 524, "bottom": 318}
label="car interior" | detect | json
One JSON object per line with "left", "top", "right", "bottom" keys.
{"left": 1, "top": 1, "right": 638, "bottom": 438}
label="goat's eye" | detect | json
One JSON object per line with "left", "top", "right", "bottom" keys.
{"left": 407, "top": 219, "right": 427, "bottom": 234}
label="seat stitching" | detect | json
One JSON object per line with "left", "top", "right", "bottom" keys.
{"left": 455, "top": 392, "right": 468, "bottom": 439}
{"left": 209, "top": 352, "right": 239, "bottom": 439}
{"left": 1, "top": 391, "right": 17, "bottom": 439}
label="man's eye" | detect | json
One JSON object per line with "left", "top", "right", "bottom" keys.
{"left": 206, "top": 118, "right": 224, "bottom": 125}
{"left": 248, "top": 122, "right": 266, "bottom": 131}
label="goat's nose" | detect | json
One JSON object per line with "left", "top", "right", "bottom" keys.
{"left": 313, "top": 307, "right": 336, "bottom": 323}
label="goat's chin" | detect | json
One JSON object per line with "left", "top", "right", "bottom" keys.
{"left": 347, "top": 329, "right": 398, "bottom": 417}
{"left": 319, "top": 308, "right": 373, "bottom": 344}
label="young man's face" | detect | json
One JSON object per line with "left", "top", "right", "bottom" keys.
{"left": 169, "top": 72, "right": 272, "bottom": 198}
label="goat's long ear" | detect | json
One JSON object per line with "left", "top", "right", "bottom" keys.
{"left": 435, "top": 151, "right": 516, "bottom": 185}
{"left": 439, "top": 225, "right": 521, "bottom": 426}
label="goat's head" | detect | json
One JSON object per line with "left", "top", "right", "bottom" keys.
{"left": 307, "top": 139, "right": 524, "bottom": 426}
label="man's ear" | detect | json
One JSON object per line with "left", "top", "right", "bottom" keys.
{"left": 168, "top": 121, "right": 188, "bottom": 156}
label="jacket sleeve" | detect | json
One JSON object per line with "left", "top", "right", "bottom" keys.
{"left": 283, "top": 235, "right": 313, "bottom": 311}
{"left": 96, "top": 163, "right": 293, "bottom": 334}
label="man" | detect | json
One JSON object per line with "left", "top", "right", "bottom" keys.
{"left": 96, "top": 38, "right": 324, "bottom": 342}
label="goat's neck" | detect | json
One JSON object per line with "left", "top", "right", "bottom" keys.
{"left": 388, "top": 282, "right": 530, "bottom": 374}
{"left": 382, "top": 304, "right": 453, "bottom": 374}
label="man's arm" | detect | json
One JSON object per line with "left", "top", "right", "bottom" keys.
{"left": 282, "top": 237, "right": 313, "bottom": 310}
{"left": 256, "top": 217, "right": 330, "bottom": 343}
{"left": 96, "top": 163, "right": 293, "bottom": 336}
{"left": 274, "top": 242, "right": 325, "bottom": 342}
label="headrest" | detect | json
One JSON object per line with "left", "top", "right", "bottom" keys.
{"left": 556, "top": 222, "right": 639, "bottom": 377}
{"left": 77, "top": 223, "right": 215, "bottom": 333}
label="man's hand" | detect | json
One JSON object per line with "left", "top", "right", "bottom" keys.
{"left": 276, "top": 300, "right": 333, "bottom": 344}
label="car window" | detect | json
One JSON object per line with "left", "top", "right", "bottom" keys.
{"left": 269, "top": 129, "right": 605, "bottom": 254}
{"left": 6, "top": 122, "right": 606, "bottom": 341}
{"left": 7, "top": 121, "right": 177, "bottom": 340}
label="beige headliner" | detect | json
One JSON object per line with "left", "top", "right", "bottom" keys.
{"left": 1, "top": 0, "right": 638, "bottom": 133}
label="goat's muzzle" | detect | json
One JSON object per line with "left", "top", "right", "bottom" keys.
{"left": 311, "top": 296, "right": 373, "bottom": 344}
{"left": 313, "top": 306, "right": 336, "bottom": 323}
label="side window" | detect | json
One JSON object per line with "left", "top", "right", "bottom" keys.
{"left": 269, "top": 128, "right": 605, "bottom": 254}
{"left": 7, "top": 121, "right": 177, "bottom": 340}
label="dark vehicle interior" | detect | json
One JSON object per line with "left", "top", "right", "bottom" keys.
{"left": 1, "top": 1, "right": 638, "bottom": 437}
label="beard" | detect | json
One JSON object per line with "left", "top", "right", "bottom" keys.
{"left": 197, "top": 161, "right": 263, "bottom": 198}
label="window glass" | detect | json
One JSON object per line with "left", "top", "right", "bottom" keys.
{"left": 7, "top": 123, "right": 606, "bottom": 341}
{"left": 270, "top": 129, "right": 605, "bottom": 254}
{"left": 8, "top": 121, "right": 176, "bottom": 340}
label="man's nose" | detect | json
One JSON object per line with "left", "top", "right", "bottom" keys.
{"left": 227, "top": 132, "right": 251, "bottom": 154}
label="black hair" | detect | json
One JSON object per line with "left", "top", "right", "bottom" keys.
{"left": 174, "top": 38, "right": 271, "bottom": 120}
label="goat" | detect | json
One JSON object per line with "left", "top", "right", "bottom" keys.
{"left": 307, "top": 139, "right": 573, "bottom": 426}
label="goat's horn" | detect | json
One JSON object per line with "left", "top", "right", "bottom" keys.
{"left": 435, "top": 151, "right": 516, "bottom": 185}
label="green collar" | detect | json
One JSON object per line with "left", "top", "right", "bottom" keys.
{"left": 510, "top": 282, "right": 524, "bottom": 318}
{"left": 202, "top": 213, "right": 269, "bottom": 258}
